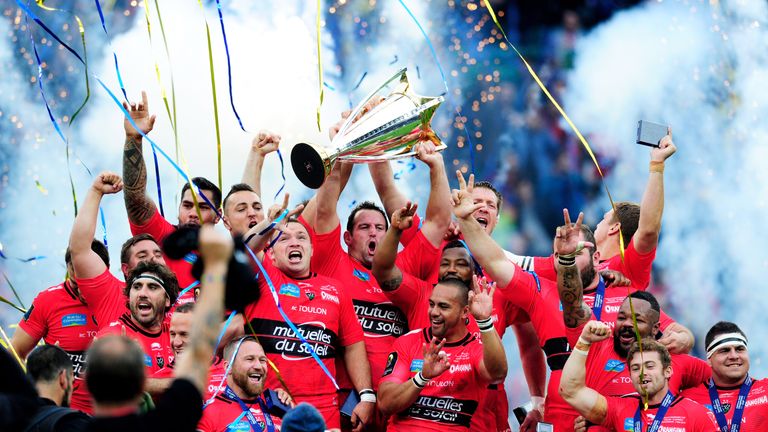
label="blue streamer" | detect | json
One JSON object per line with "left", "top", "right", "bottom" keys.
{"left": 93, "top": 0, "right": 129, "bottom": 102}
{"left": 397, "top": 0, "right": 477, "bottom": 173}
{"left": 98, "top": 207, "right": 108, "bottom": 247}
{"left": 17, "top": 1, "right": 84, "bottom": 63}
{"left": 323, "top": 81, "right": 336, "bottom": 91}
{"left": 213, "top": 0, "right": 246, "bottom": 131}
{"left": 352, "top": 72, "right": 368, "bottom": 91}
{"left": 389, "top": 55, "right": 399, "bottom": 65}
{"left": 243, "top": 244, "right": 339, "bottom": 390}
{"left": 213, "top": 310, "right": 238, "bottom": 358}
{"left": 273, "top": 149, "right": 286, "bottom": 201}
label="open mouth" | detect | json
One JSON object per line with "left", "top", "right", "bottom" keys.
{"left": 248, "top": 372, "right": 263, "bottom": 383}
{"left": 248, "top": 220, "right": 258, "bottom": 229}
{"left": 475, "top": 216, "right": 488, "bottom": 228}
{"left": 288, "top": 250, "right": 303, "bottom": 263}
{"left": 137, "top": 302, "right": 153, "bottom": 314}
{"left": 367, "top": 240, "right": 377, "bottom": 255}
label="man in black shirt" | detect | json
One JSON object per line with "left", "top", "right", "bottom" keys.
{"left": 84, "top": 225, "right": 233, "bottom": 432}
{"left": 24, "top": 345, "right": 91, "bottom": 431}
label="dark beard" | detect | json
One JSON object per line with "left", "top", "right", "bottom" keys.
{"left": 613, "top": 334, "right": 630, "bottom": 358}
{"left": 580, "top": 263, "right": 596, "bottom": 290}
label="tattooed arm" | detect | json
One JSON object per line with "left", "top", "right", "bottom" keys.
{"left": 122, "top": 91, "right": 158, "bottom": 226}
{"left": 175, "top": 225, "right": 232, "bottom": 394}
{"left": 554, "top": 209, "right": 594, "bottom": 328}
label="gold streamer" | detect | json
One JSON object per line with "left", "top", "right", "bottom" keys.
{"left": 0, "top": 324, "right": 25, "bottom": 371}
{"left": 315, "top": 0, "right": 324, "bottom": 132}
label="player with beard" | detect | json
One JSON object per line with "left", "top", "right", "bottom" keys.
{"left": 681, "top": 322, "right": 768, "bottom": 431}
{"left": 559, "top": 322, "right": 717, "bottom": 432}
{"left": 373, "top": 202, "right": 546, "bottom": 432}
{"left": 121, "top": 91, "right": 222, "bottom": 291}
{"left": 69, "top": 172, "right": 179, "bottom": 374}
{"left": 243, "top": 219, "right": 373, "bottom": 432}
{"left": 554, "top": 221, "right": 711, "bottom": 431}
{"left": 197, "top": 336, "right": 295, "bottom": 432}
{"left": 378, "top": 277, "right": 507, "bottom": 431}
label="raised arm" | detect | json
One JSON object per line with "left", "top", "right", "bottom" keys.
{"left": 658, "top": 321, "right": 695, "bottom": 355}
{"left": 371, "top": 202, "right": 418, "bottom": 291}
{"left": 558, "top": 321, "right": 611, "bottom": 424}
{"left": 122, "top": 90, "right": 158, "bottom": 226}
{"left": 413, "top": 142, "right": 451, "bottom": 248}
{"left": 634, "top": 129, "right": 676, "bottom": 254}
{"left": 243, "top": 193, "right": 304, "bottom": 255}
{"left": 241, "top": 130, "right": 280, "bottom": 199}
{"left": 70, "top": 172, "right": 123, "bottom": 280}
{"left": 174, "top": 225, "right": 231, "bottom": 394}
{"left": 554, "top": 209, "right": 594, "bottom": 328}
{"left": 378, "top": 337, "right": 451, "bottom": 417}
{"left": 343, "top": 341, "right": 375, "bottom": 431}
{"left": 452, "top": 171, "right": 515, "bottom": 286}
{"left": 470, "top": 276, "right": 508, "bottom": 383}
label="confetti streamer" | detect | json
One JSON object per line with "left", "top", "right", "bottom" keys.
{"left": 315, "top": 0, "right": 325, "bottom": 131}
{"left": 213, "top": 0, "right": 247, "bottom": 131}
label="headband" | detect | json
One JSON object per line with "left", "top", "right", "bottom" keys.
{"left": 706, "top": 332, "right": 747, "bottom": 359}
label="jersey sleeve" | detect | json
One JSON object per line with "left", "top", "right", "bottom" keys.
{"left": 337, "top": 285, "right": 365, "bottom": 347}
{"left": 309, "top": 222, "right": 345, "bottom": 277}
{"left": 17, "top": 292, "right": 49, "bottom": 341}
{"left": 621, "top": 238, "right": 656, "bottom": 290}
{"left": 395, "top": 230, "right": 440, "bottom": 281}
{"left": 500, "top": 268, "right": 541, "bottom": 313}
{"left": 602, "top": 396, "right": 632, "bottom": 429}
{"left": 658, "top": 309, "right": 674, "bottom": 332}
{"left": 129, "top": 208, "right": 176, "bottom": 243}
{"left": 380, "top": 336, "right": 414, "bottom": 384}
{"left": 77, "top": 269, "right": 125, "bottom": 329}
{"left": 677, "top": 355, "right": 712, "bottom": 390}
{"left": 532, "top": 255, "right": 557, "bottom": 281}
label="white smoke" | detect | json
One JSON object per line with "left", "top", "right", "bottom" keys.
{"left": 564, "top": 0, "right": 768, "bottom": 372}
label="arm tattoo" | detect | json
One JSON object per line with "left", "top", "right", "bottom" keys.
{"left": 122, "top": 137, "right": 155, "bottom": 224}
{"left": 379, "top": 274, "right": 403, "bottom": 292}
{"left": 559, "top": 265, "right": 590, "bottom": 328}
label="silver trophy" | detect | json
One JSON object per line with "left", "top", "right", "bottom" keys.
{"left": 291, "top": 68, "right": 446, "bottom": 189}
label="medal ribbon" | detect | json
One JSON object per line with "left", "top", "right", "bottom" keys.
{"left": 634, "top": 391, "right": 674, "bottom": 432}
{"left": 592, "top": 277, "right": 606, "bottom": 321}
{"left": 708, "top": 376, "right": 753, "bottom": 432}
{"left": 223, "top": 385, "right": 275, "bottom": 432}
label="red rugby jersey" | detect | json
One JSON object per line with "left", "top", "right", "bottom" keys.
{"left": 603, "top": 394, "right": 718, "bottom": 432}
{"left": 78, "top": 268, "right": 173, "bottom": 373}
{"left": 380, "top": 328, "right": 488, "bottom": 431}
{"left": 152, "top": 358, "right": 227, "bottom": 401}
{"left": 197, "top": 393, "right": 283, "bottom": 432}
{"left": 310, "top": 222, "right": 439, "bottom": 388}
{"left": 18, "top": 280, "right": 97, "bottom": 413}
{"left": 129, "top": 209, "right": 197, "bottom": 289}
{"left": 681, "top": 378, "right": 768, "bottom": 432}
{"left": 243, "top": 258, "right": 364, "bottom": 400}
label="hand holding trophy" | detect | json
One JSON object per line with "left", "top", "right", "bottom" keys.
{"left": 290, "top": 68, "right": 447, "bottom": 189}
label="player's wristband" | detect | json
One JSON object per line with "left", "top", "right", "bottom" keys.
{"left": 359, "top": 389, "right": 377, "bottom": 403}
{"left": 557, "top": 255, "right": 576, "bottom": 267}
{"left": 475, "top": 317, "right": 495, "bottom": 333}
{"left": 412, "top": 372, "right": 430, "bottom": 388}
{"left": 649, "top": 160, "right": 664, "bottom": 173}
{"left": 573, "top": 337, "right": 591, "bottom": 356}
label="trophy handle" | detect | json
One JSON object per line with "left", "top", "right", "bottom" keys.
{"left": 336, "top": 68, "right": 408, "bottom": 140}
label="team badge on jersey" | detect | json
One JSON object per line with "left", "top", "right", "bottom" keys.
{"left": 23, "top": 305, "right": 35, "bottom": 321}
{"left": 305, "top": 289, "right": 315, "bottom": 301}
{"left": 383, "top": 352, "right": 398, "bottom": 376}
{"left": 156, "top": 355, "right": 165, "bottom": 368}
{"left": 279, "top": 283, "right": 300, "bottom": 298}
{"left": 353, "top": 269, "right": 370, "bottom": 281}
{"left": 605, "top": 359, "right": 625, "bottom": 372}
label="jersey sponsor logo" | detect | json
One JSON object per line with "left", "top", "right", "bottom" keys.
{"left": 279, "top": 283, "right": 301, "bottom": 298}
{"left": 227, "top": 420, "right": 251, "bottom": 431}
{"left": 405, "top": 396, "right": 479, "bottom": 427}
{"left": 353, "top": 269, "right": 370, "bottom": 281}
{"left": 623, "top": 418, "right": 634, "bottom": 431}
{"left": 410, "top": 359, "right": 424, "bottom": 373}
{"left": 61, "top": 313, "right": 87, "bottom": 327}
{"left": 605, "top": 305, "right": 621, "bottom": 313}
{"left": 151, "top": 342, "right": 162, "bottom": 351}
{"left": 23, "top": 304, "right": 35, "bottom": 321}
{"left": 746, "top": 395, "right": 768, "bottom": 407}
{"left": 353, "top": 300, "right": 408, "bottom": 337}
{"left": 383, "top": 352, "right": 398, "bottom": 376}
{"left": 449, "top": 363, "right": 473, "bottom": 374}
{"left": 144, "top": 354, "right": 153, "bottom": 367}
{"left": 297, "top": 305, "right": 327, "bottom": 315}
{"left": 605, "top": 359, "right": 625, "bottom": 372}
{"left": 65, "top": 350, "right": 87, "bottom": 378}
{"left": 321, "top": 291, "right": 339, "bottom": 304}
{"left": 250, "top": 318, "right": 338, "bottom": 359}
{"left": 183, "top": 252, "right": 198, "bottom": 265}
